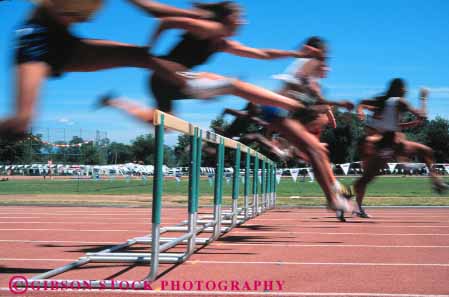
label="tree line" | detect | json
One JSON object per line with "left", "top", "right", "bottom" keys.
{"left": 1, "top": 112, "right": 449, "bottom": 166}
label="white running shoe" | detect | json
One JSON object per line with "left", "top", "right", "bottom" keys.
{"left": 181, "top": 73, "right": 236, "bottom": 99}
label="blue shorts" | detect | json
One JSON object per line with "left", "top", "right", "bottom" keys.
{"left": 260, "top": 106, "right": 289, "bottom": 122}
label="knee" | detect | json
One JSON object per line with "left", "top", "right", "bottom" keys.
{"left": 305, "top": 142, "right": 328, "bottom": 162}
{"left": 0, "top": 116, "right": 30, "bottom": 142}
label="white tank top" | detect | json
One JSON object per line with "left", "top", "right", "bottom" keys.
{"left": 272, "top": 58, "right": 319, "bottom": 85}
{"left": 366, "top": 97, "right": 400, "bottom": 132}
{"left": 272, "top": 58, "right": 319, "bottom": 104}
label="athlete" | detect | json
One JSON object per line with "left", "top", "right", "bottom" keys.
{"left": 99, "top": 0, "right": 321, "bottom": 120}
{"left": 1, "top": 0, "right": 305, "bottom": 141}
{"left": 354, "top": 78, "right": 448, "bottom": 218}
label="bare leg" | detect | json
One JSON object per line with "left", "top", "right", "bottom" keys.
{"left": 305, "top": 112, "right": 329, "bottom": 137}
{"left": 354, "top": 139, "right": 385, "bottom": 215}
{"left": 64, "top": 39, "right": 187, "bottom": 87}
{"left": 242, "top": 133, "right": 289, "bottom": 159}
{"left": 183, "top": 73, "right": 304, "bottom": 111}
{"left": 271, "top": 118, "right": 350, "bottom": 210}
{"left": 401, "top": 140, "right": 447, "bottom": 191}
{"left": 0, "top": 63, "right": 50, "bottom": 139}
{"left": 230, "top": 80, "right": 303, "bottom": 111}
{"left": 101, "top": 96, "right": 156, "bottom": 123}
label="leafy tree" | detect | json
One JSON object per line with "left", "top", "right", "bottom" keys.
{"left": 421, "top": 117, "right": 449, "bottom": 162}
{"left": 107, "top": 142, "right": 133, "bottom": 164}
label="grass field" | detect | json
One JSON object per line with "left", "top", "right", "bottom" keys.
{"left": 0, "top": 176, "right": 448, "bottom": 207}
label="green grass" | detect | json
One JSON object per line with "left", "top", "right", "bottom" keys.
{"left": 0, "top": 176, "right": 448, "bottom": 198}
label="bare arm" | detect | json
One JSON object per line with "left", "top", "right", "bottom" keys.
{"left": 128, "top": 0, "right": 208, "bottom": 18}
{"left": 222, "top": 108, "right": 249, "bottom": 117}
{"left": 356, "top": 99, "right": 380, "bottom": 120}
{"left": 399, "top": 97, "right": 427, "bottom": 120}
{"left": 222, "top": 40, "right": 318, "bottom": 60}
{"left": 399, "top": 119, "right": 424, "bottom": 129}
{"left": 249, "top": 116, "right": 269, "bottom": 127}
{"left": 305, "top": 80, "right": 354, "bottom": 111}
{"left": 148, "top": 17, "right": 225, "bottom": 48}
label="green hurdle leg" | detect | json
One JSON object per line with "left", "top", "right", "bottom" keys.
{"left": 244, "top": 148, "right": 250, "bottom": 220}
{"left": 187, "top": 128, "right": 199, "bottom": 255}
{"left": 267, "top": 163, "right": 272, "bottom": 209}
{"left": 148, "top": 114, "right": 164, "bottom": 281}
{"left": 213, "top": 139, "right": 225, "bottom": 239}
{"left": 231, "top": 144, "right": 241, "bottom": 227}
{"left": 252, "top": 155, "right": 259, "bottom": 217}
{"left": 272, "top": 165, "right": 277, "bottom": 208}
{"left": 261, "top": 160, "right": 266, "bottom": 213}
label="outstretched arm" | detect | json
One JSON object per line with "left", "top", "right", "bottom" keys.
{"left": 305, "top": 81, "right": 354, "bottom": 111}
{"left": 222, "top": 108, "right": 249, "bottom": 117}
{"left": 128, "top": 0, "right": 208, "bottom": 18}
{"left": 221, "top": 40, "right": 322, "bottom": 60}
{"left": 399, "top": 89, "right": 428, "bottom": 120}
{"left": 356, "top": 99, "right": 380, "bottom": 120}
{"left": 399, "top": 119, "right": 425, "bottom": 129}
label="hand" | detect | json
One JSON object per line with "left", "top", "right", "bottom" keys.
{"left": 419, "top": 88, "right": 429, "bottom": 99}
{"left": 300, "top": 45, "right": 324, "bottom": 60}
{"left": 339, "top": 100, "right": 354, "bottom": 111}
{"left": 309, "top": 104, "right": 331, "bottom": 114}
{"left": 416, "top": 110, "right": 427, "bottom": 120}
{"left": 357, "top": 111, "right": 366, "bottom": 121}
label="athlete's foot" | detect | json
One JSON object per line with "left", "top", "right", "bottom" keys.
{"left": 94, "top": 92, "right": 116, "bottom": 110}
{"left": 336, "top": 210, "right": 346, "bottom": 222}
{"left": 433, "top": 179, "right": 449, "bottom": 194}
{"left": 0, "top": 118, "right": 28, "bottom": 143}
{"left": 340, "top": 183, "right": 354, "bottom": 200}
{"left": 328, "top": 194, "right": 354, "bottom": 213}
{"left": 353, "top": 207, "right": 372, "bottom": 218}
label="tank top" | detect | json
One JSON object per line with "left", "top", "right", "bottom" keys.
{"left": 367, "top": 97, "right": 400, "bottom": 132}
{"left": 161, "top": 33, "right": 224, "bottom": 68}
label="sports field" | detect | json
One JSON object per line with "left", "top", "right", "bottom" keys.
{"left": 1, "top": 176, "right": 448, "bottom": 207}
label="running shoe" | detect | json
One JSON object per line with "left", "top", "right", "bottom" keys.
{"left": 353, "top": 208, "right": 372, "bottom": 218}
{"left": 94, "top": 92, "right": 115, "bottom": 110}
{"left": 433, "top": 180, "right": 449, "bottom": 194}
{"left": 336, "top": 210, "right": 346, "bottom": 222}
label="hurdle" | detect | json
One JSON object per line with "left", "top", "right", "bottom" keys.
{"left": 15, "top": 110, "right": 277, "bottom": 289}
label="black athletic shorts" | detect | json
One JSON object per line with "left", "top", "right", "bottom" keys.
{"left": 14, "top": 15, "right": 80, "bottom": 77}
{"left": 150, "top": 74, "right": 188, "bottom": 112}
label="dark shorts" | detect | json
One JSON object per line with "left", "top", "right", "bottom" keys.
{"left": 290, "top": 107, "right": 320, "bottom": 124}
{"left": 150, "top": 74, "right": 188, "bottom": 112}
{"left": 14, "top": 22, "right": 80, "bottom": 77}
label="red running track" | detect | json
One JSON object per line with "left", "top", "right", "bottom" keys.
{"left": 0, "top": 206, "right": 449, "bottom": 297}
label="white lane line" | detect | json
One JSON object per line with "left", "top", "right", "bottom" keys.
{"left": 0, "top": 288, "right": 447, "bottom": 297}
{"left": 4, "top": 222, "right": 449, "bottom": 229}
{"left": 0, "top": 221, "right": 150, "bottom": 225}
{"left": 233, "top": 231, "right": 449, "bottom": 236}
{"left": 253, "top": 218, "right": 449, "bottom": 221}
{"left": 242, "top": 224, "right": 449, "bottom": 228}
{"left": 1, "top": 258, "right": 449, "bottom": 267}
{"left": 1, "top": 228, "right": 449, "bottom": 236}
{"left": 0, "top": 228, "right": 147, "bottom": 232}
{"left": 1, "top": 239, "right": 449, "bottom": 249}
{"left": 186, "top": 260, "right": 449, "bottom": 267}
{"left": 214, "top": 242, "right": 449, "bottom": 248}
